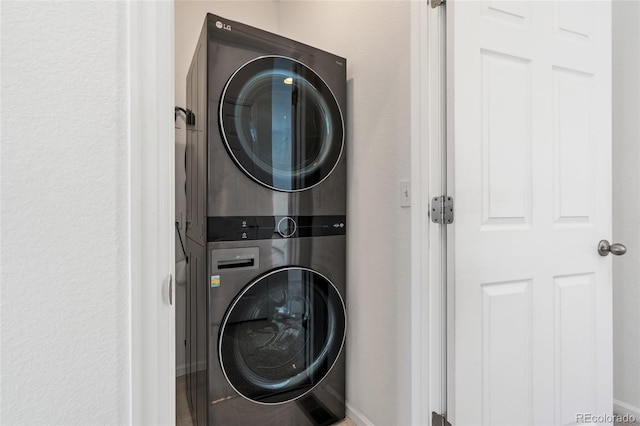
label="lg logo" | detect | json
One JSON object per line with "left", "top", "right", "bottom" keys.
{"left": 215, "top": 21, "right": 231, "bottom": 31}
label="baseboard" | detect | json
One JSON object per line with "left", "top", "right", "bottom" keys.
{"left": 176, "top": 363, "right": 187, "bottom": 377}
{"left": 614, "top": 399, "right": 640, "bottom": 420}
{"left": 346, "top": 401, "right": 375, "bottom": 426}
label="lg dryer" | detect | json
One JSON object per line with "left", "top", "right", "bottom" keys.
{"left": 185, "top": 14, "right": 346, "bottom": 244}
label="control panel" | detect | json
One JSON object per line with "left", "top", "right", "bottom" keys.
{"left": 207, "top": 216, "right": 347, "bottom": 242}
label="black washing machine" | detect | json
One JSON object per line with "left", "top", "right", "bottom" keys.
{"left": 207, "top": 234, "right": 346, "bottom": 425}
{"left": 183, "top": 14, "right": 347, "bottom": 426}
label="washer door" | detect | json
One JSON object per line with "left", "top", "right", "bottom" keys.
{"left": 219, "top": 267, "right": 346, "bottom": 404}
{"left": 220, "top": 56, "right": 344, "bottom": 192}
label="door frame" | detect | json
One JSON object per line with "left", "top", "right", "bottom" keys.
{"left": 129, "top": 1, "right": 176, "bottom": 424}
{"left": 410, "top": 0, "right": 448, "bottom": 424}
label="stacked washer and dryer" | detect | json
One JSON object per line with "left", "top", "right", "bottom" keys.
{"left": 184, "top": 14, "right": 347, "bottom": 425}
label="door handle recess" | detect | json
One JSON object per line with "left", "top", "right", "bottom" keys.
{"left": 598, "top": 240, "right": 627, "bottom": 256}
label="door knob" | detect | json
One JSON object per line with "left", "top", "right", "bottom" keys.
{"left": 598, "top": 240, "right": 627, "bottom": 256}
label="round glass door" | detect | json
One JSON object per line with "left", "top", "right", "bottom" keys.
{"left": 218, "top": 267, "right": 346, "bottom": 404}
{"left": 219, "top": 56, "right": 344, "bottom": 192}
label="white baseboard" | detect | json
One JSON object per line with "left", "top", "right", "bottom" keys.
{"left": 614, "top": 399, "right": 640, "bottom": 420}
{"left": 346, "top": 401, "right": 375, "bottom": 426}
{"left": 176, "top": 363, "right": 187, "bottom": 377}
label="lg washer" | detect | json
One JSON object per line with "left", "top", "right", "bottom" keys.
{"left": 206, "top": 234, "right": 346, "bottom": 425}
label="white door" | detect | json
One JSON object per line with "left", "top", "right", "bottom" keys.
{"left": 448, "top": 1, "right": 612, "bottom": 425}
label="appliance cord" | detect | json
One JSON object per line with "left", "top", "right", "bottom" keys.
{"left": 175, "top": 221, "right": 188, "bottom": 262}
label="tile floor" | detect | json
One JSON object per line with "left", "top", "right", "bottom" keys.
{"left": 176, "top": 375, "right": 355, "bottom": 426}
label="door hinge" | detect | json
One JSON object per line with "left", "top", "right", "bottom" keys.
{"left": 431, "top": 196, "right": 454, "bottom": 224}
{"left": 431, "top": 0, "right": 445, "bottom": 9}
{"left": 432, "top": 411, "right": 452, "bottom": 426}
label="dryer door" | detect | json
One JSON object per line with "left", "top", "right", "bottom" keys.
{"left": 220, "top": 56, "right": 344, "bottom": 192}
{"left": 218, "top": 267, "right": 346, "bottom": 404}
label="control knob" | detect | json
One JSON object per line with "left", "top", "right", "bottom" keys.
{"left": 277, "top": 217, "right": 297, "bottom": 238}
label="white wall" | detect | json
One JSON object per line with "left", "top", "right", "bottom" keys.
{"left": 1, "top": 2, "right": 130, "bottom": 424}
{"left": 612, "top": 0, "right": 640, "bottom": 419}
{"left": 174, "top": 2, "right": 413, "bottom": 424}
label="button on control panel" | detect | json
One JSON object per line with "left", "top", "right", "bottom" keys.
{"left": 277, "top": 217, "right": 297, "bottom": 238}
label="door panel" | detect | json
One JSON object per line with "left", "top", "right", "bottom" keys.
{"left": 186, "top": 71, "right": 193, "bottom": 240}
{"left": 553, "top": 66, "right": 594, "bottom": 226}
{"left": 554, "top": 273, "right": 596, "bottom": 425}
{"left": 481, "top": 279, "right": 532, "bottom": 425}
{"left": 219, "top": 56, "right": 344, "bottom": 192}
{"left": 187, "top": 40, "right": 206, "bottom": 245}
{"left": 185, "top": 241, "right": 206, "bottom": 425}
{"left": 448, "top": 1, "right": 612, "bottom": 424}
{"left": 480, "top": 50, "right": 532, "bottom": 230}
{"left": 196, "top": 39, "right": 207, "bottom": 244}
{"left": 217, "top": 267, "right": 346, "bottom": 404}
